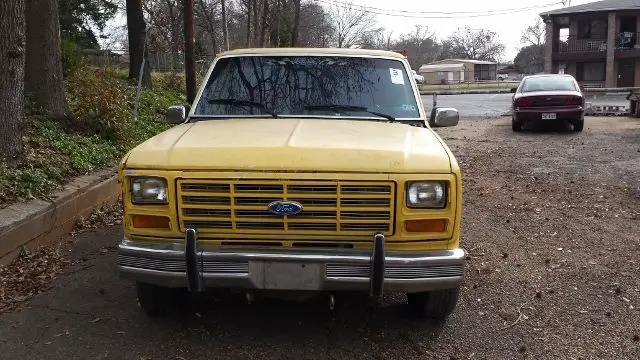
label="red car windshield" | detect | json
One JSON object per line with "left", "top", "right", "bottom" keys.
{"left": 521, "top": 77, "right": 577, "bottom": 92}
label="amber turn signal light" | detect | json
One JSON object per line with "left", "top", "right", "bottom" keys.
{"left": 405, "top": 219, "right": 447, "bottom": 233}
{"left": 132, "top": 215, "right": 171, "bottom": 229}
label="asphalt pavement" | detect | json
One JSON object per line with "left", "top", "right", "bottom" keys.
{"left": 421, "top": 93, "right": 629, "bottom": 118}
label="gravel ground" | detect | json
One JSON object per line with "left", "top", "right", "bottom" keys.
{"left": 0, "top": 116, "right": 639, "bottom": 359}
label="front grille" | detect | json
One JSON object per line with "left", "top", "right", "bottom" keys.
{"left": 177, "top": 179, "right": 395, "bottom": 235}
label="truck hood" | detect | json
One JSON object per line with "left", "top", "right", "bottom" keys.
{"left": 124, "top": 118, "right": 452, "bottom": 173}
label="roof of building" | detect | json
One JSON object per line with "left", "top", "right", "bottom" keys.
{"left": 217, "top": 47, "right": 406, "bottom": 59}
{"left": 418, "top": 63, "right": 466, "bottom": 72}
{"left": 429, "top": 59, "right": 496, "bottom": 65}
{"left": 540, "top": 0, "right": 640, "bottom": 17}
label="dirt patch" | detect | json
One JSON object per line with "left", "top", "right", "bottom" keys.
{"left": 433, "top": 116, "right": 640, "bottom": 359}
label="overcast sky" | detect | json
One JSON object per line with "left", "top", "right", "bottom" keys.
{"left": 332, "top": 0, "right": 594, "bottom": 60}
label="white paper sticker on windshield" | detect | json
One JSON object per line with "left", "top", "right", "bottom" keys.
{"left": 389, "top": 68, "right": 405, "bottom": 85}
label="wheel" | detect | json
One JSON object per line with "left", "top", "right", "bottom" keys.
{"left": 572, "top": 119, "right": 584, "bottom": 132}
{"left": 136, "top": 282, "right": 188, "bottom": 316}
{"left": 512, "top": 118, "right": 522, "bottom": 131}
{"left": 407, "top": 286, "right": 460, "bottom": 320}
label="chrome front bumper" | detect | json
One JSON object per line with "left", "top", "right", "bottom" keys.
{"left": 118, "top": 233, "right": 465, "bottom": 294}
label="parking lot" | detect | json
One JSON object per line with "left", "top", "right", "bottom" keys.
{"left": 1, "top": 116, "right": 639, "bottom": 359}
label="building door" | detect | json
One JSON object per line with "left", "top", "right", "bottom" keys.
{"left": 617, "top": 59, "right": 636, "bottom": 87}
{"left": 447, "top": 72, "right": 454, "bottom": 83}
{"left": 460, "top": 70, "right": 465, "bottom": 82}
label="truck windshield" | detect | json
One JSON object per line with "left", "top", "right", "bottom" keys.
{"left": 193, "top": 56, "right": 421, "bottom": 120}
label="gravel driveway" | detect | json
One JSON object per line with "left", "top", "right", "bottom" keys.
{"left": 1, "top": 116, "right": 639, "bottom": 359}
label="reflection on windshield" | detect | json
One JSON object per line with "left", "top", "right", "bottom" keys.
{"left": 194, "top": 56, "right": 421, "bottom": 119}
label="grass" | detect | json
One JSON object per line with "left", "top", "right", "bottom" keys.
{"left": 0, "top": 67, "right": 186, "bottom": 207}
{"left": 420, "top": 81, "right": 519, "bottom": 91}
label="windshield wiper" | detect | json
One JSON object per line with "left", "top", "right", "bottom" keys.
{"left": 208, "top": 98, "right": 278, "bottom": 118}
{"left": 303, "top": 104, "right": 395, "bottom": 121}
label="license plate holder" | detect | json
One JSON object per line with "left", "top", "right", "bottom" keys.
{"left": 542, "top": 112, "right": 556, "bottom": 120}
{"left": 263, "top": 262, "right": 323, "bottom": 290}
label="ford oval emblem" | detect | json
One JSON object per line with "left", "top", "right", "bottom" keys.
{"left": 268, "top": 201, "right": 303, "bottom": 216}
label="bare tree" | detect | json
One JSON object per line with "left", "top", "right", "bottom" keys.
{"left": 298, "top": 2, "right": 334, "bottom": 47}
{"left": 25, "top": 0, "right": 70, "bottom": 119}
{"left": 521, "top": 18, "right": 545, "bottom": 47}
{"left": 445, "top": 26, "right": 506, "bottom": 62}
{"left": 221, "top": 0, "right": 229, "bottom": 50}
{"left": 143, "top": 0, "right": 183, "bottom": 53}
{"left": 196, "top": 0, "right": 219, "bottom": 54}
{"left": 395, "top": 25, "right": 440, "bottom": 69}
{"left": 127, "top": 0, "right": 152, "bottom": 87}
{"left": 291, "top": 0, "right": 301, "bottom": 46}
{"left": 328, "top": 0, "right": 377, "bottom": 48}
{"left": 0, "top": 0, "right": 25, "bottom": 166}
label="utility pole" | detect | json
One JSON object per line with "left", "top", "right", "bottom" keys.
{"left": 183, "top": 0, "right": 196, "bottom": 103}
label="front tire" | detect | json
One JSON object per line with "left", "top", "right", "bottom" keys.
{"left": 136, "top": 282, "right": 188, "bottom": 316}
{"left": 407, "top": 286, "right": 460, "bottom": 320}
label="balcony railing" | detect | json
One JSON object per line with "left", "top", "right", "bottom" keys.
{"left": 616, "top": 32, "right": 640, "bottom": 50}
{"left": 558, "top": 36, "right": 607, "bottom": 53}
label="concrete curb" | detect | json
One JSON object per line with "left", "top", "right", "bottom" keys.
{"left": 0, "top": 170, "right": 120, "bottom": 265}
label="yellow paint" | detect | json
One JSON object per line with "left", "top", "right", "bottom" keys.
{"left": 124, "top": 119, "right": 452, "bottom": 173}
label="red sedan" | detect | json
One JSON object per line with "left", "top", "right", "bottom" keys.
{"left": 511, "top": 74, "right": 585, "bottom": 132}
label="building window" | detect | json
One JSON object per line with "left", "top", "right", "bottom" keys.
{"left": 578, "top": 19, "right": 607, "bottom": 39}
{"left": 576, "top": 62, "right": 605, "bottom": 81}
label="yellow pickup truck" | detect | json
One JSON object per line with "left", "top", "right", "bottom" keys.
{"left": 117, "top": 48, "right": 464, "bottom": 320}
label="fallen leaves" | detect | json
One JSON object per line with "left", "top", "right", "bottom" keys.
{"left": 70, "top": 203, "right": 122, "bottom": 237}
{"left": 0, "top": 244, "right": 70, "bottom": 313}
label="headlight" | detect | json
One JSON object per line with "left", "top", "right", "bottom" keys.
{"left": 406, "top": 181, "right": 447, "bottom": 208}
{"left": 130, "top": 177, "right": 167, "bottom": 204}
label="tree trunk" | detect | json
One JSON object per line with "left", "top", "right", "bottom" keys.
{"left": 126, "top": 0, "right": 151, "bottom": 88}
{"left": 221, "top": 0, "right": 229, "bottom": 51}
{"left": 259, "top": 0, "right": 269, "bottom": 47}
{"left": 25, "top": 0, "right": 69, "bottom": 120}
{"left": 183, "top": 0, "right": 196, "bottom": 104}
{"left": 166, "top": 0, "right": 181, "bottom": 69}
{"left": 251, "top": 0, "right": 259, "bottom": 45}
{"left": 274, "top": 0, "right": 281, "bottom": 47}
{"left": 291, "top": 0, "right": 300, "bottom": 47}
{"left": 0, "top": 0, "right": 26, "bottom": 166}
{"left": 245, "top": 1, "right": 251, "bottom": 47}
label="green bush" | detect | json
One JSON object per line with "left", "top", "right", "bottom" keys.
{"left": 61, "top": 37, "right": 82, "bottom": 75}
{"left": 66, "top": 66, "right": 130, "bottom": 142}
{"left": 0, "top": 65, "right": 186, "bottom": 207}
{"left": 153, "top": 72, "right": 186, "bottom": 94}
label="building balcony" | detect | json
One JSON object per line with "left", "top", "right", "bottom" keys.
{"left": 558, "top": 36, "right": 607, "bottom": 53}
{"left": 615, "top": 32, "right": 640, "bottom": 58}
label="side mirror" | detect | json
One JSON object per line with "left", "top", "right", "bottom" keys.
{"left": 509, "top": 87, "right": 517, "bottom": 93}
{"left": 429, "top": 107, "right": 459, "bottom": 127}
{"left": 166, "top": 105, "right": 187, "bottom": 124}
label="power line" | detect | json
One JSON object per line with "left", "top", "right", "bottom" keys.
{"left": 316, "top": 0, "right": 563, "bottom": 19}
{"left": 319, "top": 0, "right": 563, "bottom": 15}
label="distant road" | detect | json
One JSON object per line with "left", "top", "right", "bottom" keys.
{"left": 421, "top": 93, "right": 629, "bottom": 118}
